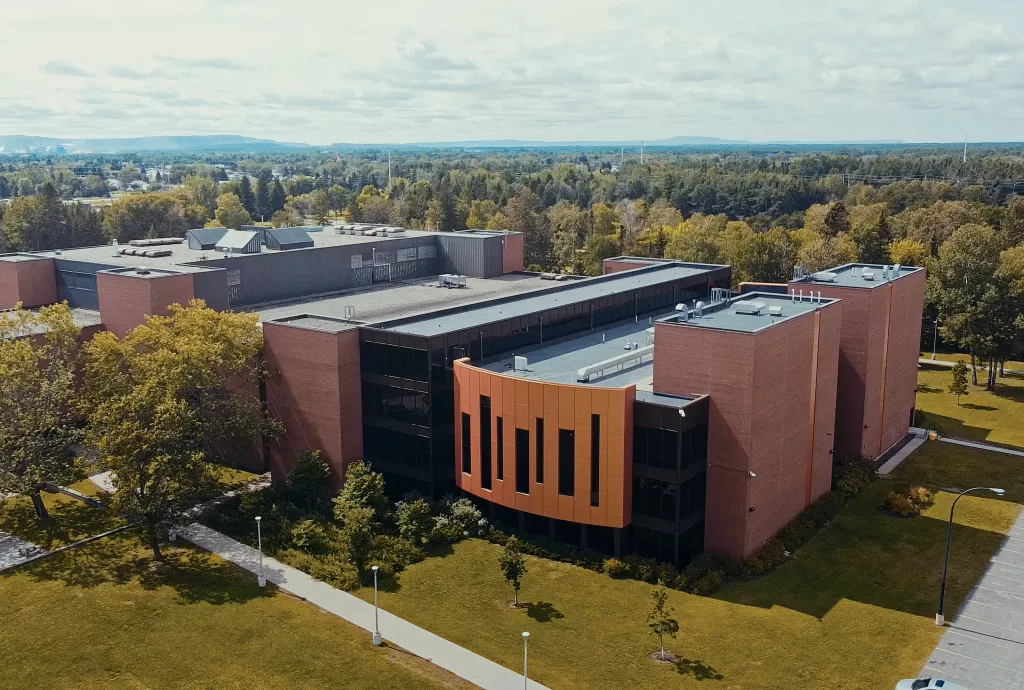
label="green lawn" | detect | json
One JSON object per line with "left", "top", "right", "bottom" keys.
{"left": 915, "top": 361, "right": 1024, "bottom": 448}
{"left": 0, "top": 489, "right": 125, "bottom": 550}
{"left": 354, "top": 441, "right": 1021, "bottom": 689}
{"left": 922, "top": 351, "right": 1024, "bottom": 371}
{"left": 0, "top": 531, "right": 469, "bottom": 690}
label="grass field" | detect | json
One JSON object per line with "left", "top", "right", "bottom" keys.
{"left": 915, "top": 361, "right": 1024, "bottom": 448}
{"left": 0, "top": 531, "right": 469, "bottom": 690}
{"left": 0, "top": 488, "right": 125, "bottom": 550}
{"left": 354, "top": 441, "right": 1021, "bottom": 689}
{"left": 923, "top": 352, "right": 1024, "bottom": 371}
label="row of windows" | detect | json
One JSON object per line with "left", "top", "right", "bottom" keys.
{"left": 363, "top": 425, "right": 431, "bottom": 472}
{"left": 360, "top": 341, "right": 430, "bottom": 381}
{"left": 633, "top": 423, "right": 708, "bottom": 471}
{"left": 362, "top": 382, "right": 430, "bottom": 426}
{"left": 463, "top": 413, "right": 600, "bottom": 504}
{"left": 631, "top": 471, "right": 708, "bottom": 523}
{"left": 57, "top": 270, "right": 97, "bottom": 292}
{"left": 631, "top": 520, "right": 705, "bottom": 567}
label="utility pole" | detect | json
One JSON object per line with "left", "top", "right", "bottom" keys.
{"left": 640, "top": 141, "right": 644, "bottom": 165}
{"left": 963, "top": 135, "right": 967, "bottom": 165}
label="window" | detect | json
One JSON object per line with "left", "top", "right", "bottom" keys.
{"left": 461, "top": 412, "right": 471, "bottom": 475}
{"left": 496, "top": 416, "right": 504, "bottom": 480}
{"left": 558, "top": 429, "right": 575, "bottom": 497}
{"left": 591, "top": 414, "right": 600, "bottom": 506}
{"left": 515, "top": 428, "right": 530, "bottom": 494}
{"left": 535, "top": 418, "right": 545, "bottom": 484}
{"left": 480, "top": 397, "right": 492, "bottom": 490}
{"left": 632, "top": 477, "right": 678, "bottom": 521}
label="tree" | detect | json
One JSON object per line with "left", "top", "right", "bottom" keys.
{"left": 1002, "top": 196, "right": 1024, "bottom": 248}
{"left": 647, "top": 582, "right": 679, "bottom": 661}
{"left": 822, "top": 201, "right": 851, "bottom": 237}
{"left": 466, "top": 199, "right": 498, "bottom": 229}
{"left": 237, "top": 175, "right": 256, "bottom": 217}
{"left": 396, "top": 498, "right": 434, "bottom": 544}
{"left": 287, "top": 450, "right": 332, "bottom": 509}
{"left": 215, "top": 193, "right": 252, "bottom": 230}
{"left": 362, "top": 195, "right": 392, "bottom": 224}
{"left": 309, "top": 190, "right": 330, "bottom": 225}
{"left": 0, "top": 304, "right": 83, "bottom": 521}
{"left": 499, "top": 536, "right": 528, "bottom": 606}
{"left": 506, "top": 189, "right": 550, "bottom": 268}
{"left": 1, "top": 183, "right": 70, "bottom": 250}
{"left": 891, "top": 201, "right": 987, "bottom": 254}
{"left": 102, "top": 193, "right": 189, "bottom": 242}
{"left": 332, "top": 460, "right": 388, "bottom": 523}
{"left": 591, "top": 202, "right": 618, "bottom": 236}
{"left": 255, "top": 171, "right": 271, "bottom": 221}
{"left": 180, "top": 174, "right": 218, "bottom": 218}
{"left": 117, "top": 164, "right": 140, "bottom": 187}
{"left": 888, "top": 238, "right": 926, "bottom": 266}
{"left": 796, "top": 233, "right": 859, "bottom": 273}
{"left": 849, "top": 203, "right": 890, "bottom": 264}
{"left": 548, "top": 201, "right": 589, "bottom": 272}
{"left": 664, "top": 213, "right": 727, "bottom": 264}
{"left": 271, "top": 207, "right": 303, "bottom": 228}
{"left": 579, "top": 232, "right": 621, "bottom": 276}
{"left": 338, "top": 504, "right": 375, "bottom": 575}
{"left": 269, "top": 179, "right": 287, "bottom": 217}
{"left": 83, "top": 301, "right": 278, "bottom": 559}
{"left": 616, "top": 199, "right": 647, "bottom": 248}
{"left": 949, "top": 360, "right": 970, "bottom": 406}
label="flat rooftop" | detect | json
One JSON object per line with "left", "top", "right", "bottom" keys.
{"left": 657, "top": 291, "right": 838, "bottom": 334}
{"left": 793, "top": 263, "right": 923, "bottom": 289}
{"left": 2, "top": 307, "right": 102, "bottom": 338}
{"left": 255, "top": 274, "right": 557, "bottom": 325}
{"left": 20, "top": 228, "right": 445, "bottom": 271}
{"left": 379, "top": 263, "right": 724, "bottom": 336}
{"left": 480, "top": 314, "right": 665, "bottom": 388}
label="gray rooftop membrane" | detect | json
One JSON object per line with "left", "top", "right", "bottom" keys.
{"left": 380, "top": 264, "right": 722, "bottom": 336}
{"left": 657, "top": 292, "right": 838, "bottom": 334}
{"left": 480, "top": 314, "right": 666, "bottom": 387}
{"left": 793, "top": 263, "right": 923, "bottom": 289}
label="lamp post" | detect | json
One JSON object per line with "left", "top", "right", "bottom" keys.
{"left": 522, "top": 631, "right": 530, "bottom": 689}
{"left": 931, "top": 319, "right": 939, "bottom": 360}
{"left": 937, "top": 486, "right": 1005, "bottom": 625}
{"left": 372, "top": 565, "right": 382, "bottom": 646}
{"left": 255, "top": 516, "right": 265, "bottom": 587}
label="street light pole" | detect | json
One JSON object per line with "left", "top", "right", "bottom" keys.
{"left": 522, "top": 631, "right": 530, "bottom": 689}
{"left": 255, "top": 516, "right": 265, "bottom": 587}
{"left": 931, "top": 319, "right": 939, "bottom": 360}
{"left": 372, "top": 565, "right": 382, "bottom": 646}
{"left": 937, "top": 486, "right": 1005, "bottom": 625}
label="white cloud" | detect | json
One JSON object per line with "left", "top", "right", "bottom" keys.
{"left": 2, "top": 0, "right": 1023, "bottom": 143}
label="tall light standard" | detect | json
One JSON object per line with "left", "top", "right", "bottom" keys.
{"left": 372, "top": 565, "right": 382, "bottom": 646}
{"left": 937, "top": 486, "right": 1005, "bottom": 625}
{"left": 522, "top": 631, "right": 530, "bottom": 689}
{"left": 931, "top": 318, "right": 939, "bottom": 360}
{"left": 255, "top": 516, "right": 266, "bottom": 587}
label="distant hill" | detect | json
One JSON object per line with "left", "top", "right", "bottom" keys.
{"left": 372, "top": 136, "right": 750, "bottom": 148}
{"left": 0, "top": 135, "right": 312, "bottom": 154}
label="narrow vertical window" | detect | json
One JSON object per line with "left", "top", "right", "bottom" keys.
{"left": 480, "top": 397, "right": 492, "bottom": 490}
{"left": 515, "top": 428, "right": 530, "bottom": 494}
{"left": 461, "top": 412, "right": 471, "bottom": 475}
{"left": 496, "top": 416, "right": 504, "bottom": 480}
{"left": 535, "top": 417, "right": 545, "bottom": 484}
{"left": 558, "top": 429, "right": 575, "bottom": 497}
{"left": 590, "top": 414, "right": 600, "bottom": 507}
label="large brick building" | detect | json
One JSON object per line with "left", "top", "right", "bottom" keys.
{"left": 0, "top": 230, "right": 925, "bottom": 565}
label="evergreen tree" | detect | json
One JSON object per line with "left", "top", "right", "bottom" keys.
{"left": 255, "top": 171, "right": 271, "bottom": 221}
{"left": 0, "top": 175, "right": 12, "bottom": 198}
{"left": 237, "top": 175, "right": 256, "bottom": 217}
{"left": 269, "top": 178, "right": 286, "bottom": 216}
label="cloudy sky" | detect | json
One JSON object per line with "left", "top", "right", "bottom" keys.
{"left": 2, "top": 0, "right": 1022, "bottom": 144}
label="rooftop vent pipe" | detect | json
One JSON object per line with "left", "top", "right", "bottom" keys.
{"left": 577, "top": 344, "right": 653, "bottom": 383}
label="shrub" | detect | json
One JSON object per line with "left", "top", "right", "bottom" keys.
{"left": 741, "top": 539, "right": 787, "bottom": 577}
{"left": 448, "top": 498, "right": 483, "bottom": 536}
{"left": 371, "top": 534, "right": 425, "bottom": 578}
{"left": 290, "top": 518, "right": 331, "bottom": 554}
{"left": 690, "top": 570, "right": 724, "bottom": 596}
{"left": 603, "top": 558, "right": 629, "bottom": 578}
{"left": 883, "top": 484, "right": 934, "bottom": 517}
{"left": 430, "top": 515, "right": 463, "bottom": 544}
{"left": 287, "top": 450, "right": 332, "bottom": 509}
{"left": 623, "top": 555, "right": 660, "bottom": 583}
{"left": 396, "top": 498, "right": 434, "bottom": 545}
{"left": 832, "top": 455, "right": 876, "bottom": 496}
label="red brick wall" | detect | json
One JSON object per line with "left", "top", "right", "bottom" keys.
{"left": 602, "top": 259, "right": 650, "bottom": 275}
{"left": 653, "top": 302, "right": 841, "bottom": 558}
{"left": 97, "top": 272, "right": 195, "bottom": 338}
{"left": 454, "top": 359, "right": 633, "bottom": 528}
{"left": 803, "top": 270, "right": 925, "bottom": 459}
{"left": 0, "top": 258, "right": 57, "bottom": 309}
{"left": 263, "top": 323, "right": 362, "bottom": 490}
{"left": 502, "top": 233, "right": 524, "bottom": 273}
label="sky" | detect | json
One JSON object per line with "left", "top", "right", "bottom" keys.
{"left": 2, "top": 0, "right": 1022, "bottom": 144}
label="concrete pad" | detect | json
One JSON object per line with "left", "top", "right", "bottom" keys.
{"left": 88, "top": 471, "right": 116, "bottom": 493}
{"left": 0, "top": 531, "right": 47, "bottom": 571}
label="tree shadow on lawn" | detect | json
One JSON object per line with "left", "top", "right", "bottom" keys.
{"left": 712, "top": 484, "right": 1009, "bottom": 620}
{"left": 960, "top": 403, "right": 998, "bottom": 411}
{"left": 917, "top": 383, "right": 943, "bottom": 394}
{"left": 676, "top": 658, "right": 724, "bottom": 681}
{"left": 8, "top": 530, "right": 273, "bottom": 606}
{"left": 914, "top": 410, "right": 1004, "bottom": 446}
{"left": 0, "top": 496, "right": 123, "bottom": 551}
{"left": 525, "top": 601, "right": 564, "bottom": 623}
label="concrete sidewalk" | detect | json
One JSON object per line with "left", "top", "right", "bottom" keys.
{"left": 877, "top": 436, "right": 927, "bottom": 476}
{"left": 938, "top": 437, "right": 1024, "bottom": 458}
{"left": 919, "top": 358, "right": 1022, "bottom": 375}
{"left": 0, "top": 531, "right": 46, "bottom": 570}
{"left": 180, "top": 523, "right": 548, "bottom": 690}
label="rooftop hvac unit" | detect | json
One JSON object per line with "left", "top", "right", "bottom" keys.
{"left": 695, "top": 301, "right": 705, "bottom": 317}
{"left": 514, "top": 356, "right": 528, "bottom": 371}
{"left": 675, "top": 303, "right": 689, "bottom": 321}
{"left": 861, "top": 269, "right": 876, "bottom": 281}
{"left": 893, "top": 263, "right": 902, "bottom": 273}
{"left": 539, "top": 273, "right": 558, "bottom": 280}
{"left": 734, "top": 300, "right": 766, "bottom": 315}
{"left": 811, "top": 271, "right": 838, "bottom": 282}
{"left": 768, "top": 305, "right": 784, "bottom": 316}
{"left": 554, "top": 274, "right": 570, "bottom": 281}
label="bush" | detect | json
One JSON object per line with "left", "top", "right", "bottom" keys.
{"left": 277, "top": 549, "right": 360, "bottom": 591}
{"left": 832, "top": 455, "right": 876, "bottom": 496}
{"left": 883, "top": 484, "right": 934, "bottom": 517}
{"left": 447, "top": 498, "right": 483, "bottom": 536}
{"left": 287, "top": 450, "right": 332, "bottom": 509}
{"left": 370, "top": 534, "right": 425, "bottom": 579}
{"left": 430, "top": 515, "right": 463, "bottom": 544}
{"left": 741, "top": 539, "right": 787, "bottom": 577}
{"left": 690, "top": 570, "right": 724, "bottom": 596}
{"left": 396, "top": 498, "right": 434, "bottom": 544}
{"left": 290, "top": 518, "right": 332, "bottom": 554}
{"left": 603, "top": 558, "right": 629, "bottom": 578}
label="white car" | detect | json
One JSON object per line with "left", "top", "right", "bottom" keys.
{"left": 896, "top": 679, "right": 967, "bottom": 690}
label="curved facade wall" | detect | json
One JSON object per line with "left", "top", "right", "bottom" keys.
{"left": 454, "top": 359, "right": 634, "bottom": 528}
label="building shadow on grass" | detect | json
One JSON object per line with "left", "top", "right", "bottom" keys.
{"left": 711, "top": 484, "right": 1010, "bottom": 620}
{"left": 525, "top": 601, "right": 564, "bottom": 623}
{"left": 676, "top": 658, "right": 724, "bottom": 681}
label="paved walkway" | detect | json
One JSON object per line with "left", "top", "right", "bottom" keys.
{"left": 180, "top": 523, "right": 548, "bottom": 690}
{"left": 939, "top": 437, "right": 1024, "bottom": 459}
{"left": 0, "top": 530, "right": 46, "bottom": 570}
{"left": 878, "top": 436, "right": 927, "bottom": 476}
{"left": 87, "top": 471, "right": 116, "bottom": 493}
{"left": 919, "top": 358, "right": 1022, "bottom": 375}
{"left": 922, "top": 512, "right": 1024, "bottom": 689}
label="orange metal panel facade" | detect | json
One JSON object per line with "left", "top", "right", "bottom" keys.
{"left": 453, "top": 359, "right": 634, "bottom": 528}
